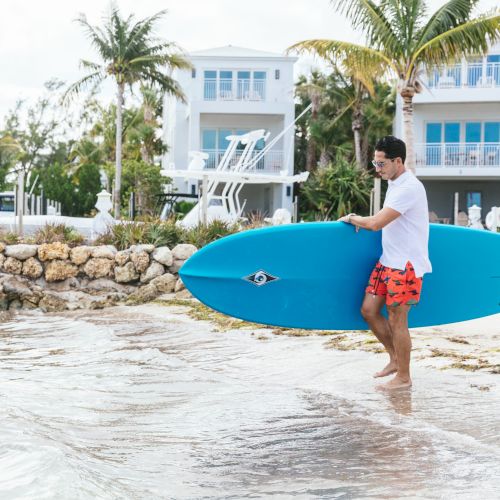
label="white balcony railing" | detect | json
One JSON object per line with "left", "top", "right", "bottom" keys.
{"left": 427, "top": 62, "right": 500, "bottom": 89}
{"left": 203, "top": 79, "right": 266, "bottom": 101}
{"left": 202, "top": 149, "right": 284, "bottom": 173}
{"left": 415, "top": 143, "right": 500, "bottom": 168}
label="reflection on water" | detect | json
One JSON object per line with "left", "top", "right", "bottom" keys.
{"left": 0, "top": 305, "right": 499, "bottom": 499}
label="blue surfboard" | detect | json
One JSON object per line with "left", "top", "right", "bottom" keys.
{"left": 179, "top": 223, "right": 500, "bottom": 329}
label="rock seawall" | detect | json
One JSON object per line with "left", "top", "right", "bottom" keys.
{"left": 0, "top": 242, "right": 197, "bottom": 312}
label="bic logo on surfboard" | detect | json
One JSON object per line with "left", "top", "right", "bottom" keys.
{"left": 243, "top": 270, "right": 279, "bottom": 287}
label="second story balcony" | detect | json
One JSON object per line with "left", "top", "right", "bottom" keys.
{"left": 203, "top": 70, "right": 267, "bottom": 102}
{"left": 416, "top": 142, "right": 500, "bottom": 170}
{"left": 202, "top": 149, "right": 284, "bottom": 173}
{"left": 426, "top": 59, "right": 500, "bottom": 89}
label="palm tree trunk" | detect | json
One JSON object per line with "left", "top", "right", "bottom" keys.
{"left": 114, "top": 83, "right": 124, "bottom": 218}
{"left": 401, "top": 86, "right": 416, "bottom": 173}
{"left": 306, "top": 138, "right": 317, "bottom": 172}
{"left": 352, "top": 94, "right": 364, "bottom": 169}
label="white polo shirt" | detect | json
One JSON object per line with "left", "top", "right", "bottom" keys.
{"left": 380, "top": 170, "right": 432, "bottom": 278}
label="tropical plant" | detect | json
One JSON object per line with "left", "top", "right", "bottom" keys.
{"left": 64, "top": 7, "right": 191, "bottom": 218}
{"left": 33, "top": 223, "right": 85, "bottom": 246}
{"left": 294, "top": 71, "right": 394, "bottom": 172}
{"left": 289, "top": 0, "right": 500, "bottom": 171}
{"left": 300, "top": 152, "right": 372, "bottom": 220}
{"left": 183, "top": 220, "right": 239, "bottom": 248}
{"left": 94, "top": 219, "right": 185, "bottom": 250}
{"left": 295, "top": 73, "right": 324, "bottom": 171}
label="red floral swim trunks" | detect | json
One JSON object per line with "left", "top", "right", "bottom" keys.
{"left": 365, "top": 261, "right": 423, "bottom": 307}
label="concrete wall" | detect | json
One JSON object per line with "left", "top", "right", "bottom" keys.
{"left": 422, "top": 179, "right": 500, "bottom": 220}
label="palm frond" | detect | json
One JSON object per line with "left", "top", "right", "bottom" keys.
{"left": 62, "top": 71, "right": 106, "bottom": 104}
{"left": 289, "top": 39, "right": 398, "bottom": 76}
{"left": 76, "top": 13, "right": 114, "bottom": 61}
{"left": 330, "top": 0, "right": 400, "bottom": 54}
{"left": 127, "top": 10, "right": 168, "bottom": 48}
{"left": 139, "top": 70, "right": 186, "bottom": 102}
{"left": 410, "top": 12, "right": 500, "bottom": 73}
{"left": 416, "top": 0, "right": 480, "bottom": 46}
{"left": 80, "top": 59, "right": 104, "bottom": 72}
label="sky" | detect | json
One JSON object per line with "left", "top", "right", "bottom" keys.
{"left": 0, "top": 0, "right": 498, "bottom": 123}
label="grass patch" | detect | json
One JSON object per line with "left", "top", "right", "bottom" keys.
{"left": 154, "top": 298, "right": 262, "bottom": 332}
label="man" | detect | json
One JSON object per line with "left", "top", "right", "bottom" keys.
{"left": 338, "top": 136, "right": 432, "bottom": 390}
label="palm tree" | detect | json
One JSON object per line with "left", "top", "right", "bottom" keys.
{"left": 64, "top": 7, "right": 191, "bottom": 217}
{"left": 295, "top": 73, "right": 327, "bottom": 172}
{"left": 289, "top": 0, "right": 500, "bottom": 171}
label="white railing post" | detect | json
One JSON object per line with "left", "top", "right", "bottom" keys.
{"left": 461, "top": 59, "right": 467, "bottom": 88}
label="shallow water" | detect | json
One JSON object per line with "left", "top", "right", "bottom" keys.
{"left": 0, "top": 305, "right": 499, "bottom": 499}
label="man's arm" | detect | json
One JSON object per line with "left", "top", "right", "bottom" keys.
{"left": 338, "top": 207, "right": 401, "bottom": 231}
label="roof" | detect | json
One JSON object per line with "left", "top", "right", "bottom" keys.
{"left": 190, "top": 45, "right": 296, "bottom": 61}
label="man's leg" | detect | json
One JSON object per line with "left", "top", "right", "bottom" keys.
{"left": 360, "top": 293, "right": 398, "bottom": 378}
{"left": 378, "top": 304, "right": 412, "bottom": 390}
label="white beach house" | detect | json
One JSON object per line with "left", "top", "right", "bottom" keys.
{"left": 394, "top": 43, "right": 500, "bottom": 222}
{"left": 162, "top": 45, "right": 297, "bottom": 216}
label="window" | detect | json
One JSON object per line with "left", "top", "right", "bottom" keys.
{"left": 237, "top": 71, "right": 251, "bottom": 99}
{"left": 465, "top": 122, "right": 481, "bottom": 143}
{"left": 202, "top": 130, "right": 217, "bottom": 150}
{"left": 202, "top": 128, "right": 265, "bottom": 169}
{"left": 426, "top": 121, "right": 500, "bottom": 166}
{"left": 426, "top": 123, "right": 442, "bottom": 165}
{"left": 466, "top": 192, "right": 481, "bottom": 208}
{"left": 275, "top": 69, "right": 280, "bottom": 80}
{"left": 219, "top": 70, "right": 232, "bottom": 99}
{"left": 484, "top": 122, "right": 500, "bottom": 143}
{"left": 253, "top": 71, "right": 266, "bottom": 100}
{"left": 484, "top": 122, "right": 500, "bottom": 165}
{"left": 191, "top": 68, "right": 196, "bottom": 78}
{"left": 204, "top": 70, "right": 217, "bottom": 100}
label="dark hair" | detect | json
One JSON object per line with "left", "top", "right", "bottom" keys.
{"left": 375, "top": 135, "right": 406, "bottom": 163}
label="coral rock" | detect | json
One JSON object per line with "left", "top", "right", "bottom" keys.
{"left": 172, "top": 244, "right": 197, "bottom": 260}
{"left": 70, "top": 246, "right": 92, "bottom": 265}
{"left": 130, "top": 251, "right": 150, "bottom": 273}
{"left": 3, "top": 257, "right": 23, "bottom": 274}
{"left": 151, "top": 246, "right": 173, "bottom": 267}
{"left": 114, "top": 262, "right": 140, "bottom": 283}
{"left": 150, "top": 272, "right": 177, "bottom": 293}
{"left": 38, "top": 242, "right": 70, "bottom": 261}
{"left": 91, "top": 245, "right": 117, "bottom": 259}
{"left": 83, "top": 258, "right": 114, "bottom": 279}
{"left": 114, "top": 250, "right": 131, "bottom": 266}
{"left": 45, "top": 260, "right": 79, "bottom": 282}
{"left": 22, "top": 257, "right": 44, "bottom": 279}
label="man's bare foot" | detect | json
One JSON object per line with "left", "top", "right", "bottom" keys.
{"left": 376, "top": 375, "right": 412, "bottom": 391}
{"left": 373, "top": 361, "right": 398, "bottom": 378}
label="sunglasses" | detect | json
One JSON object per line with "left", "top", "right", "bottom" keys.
{"left": 371, "top": 158, "right": 397, "bottom": 168}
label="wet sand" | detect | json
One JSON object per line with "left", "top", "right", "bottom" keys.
{"left": 154, "top": 296, "right": 500, "bottom": 381}
{"left": 1, "top": 301, "right": 499, "bottom": 498}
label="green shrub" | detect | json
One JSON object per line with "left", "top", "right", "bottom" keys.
{"left": 183, "top": 220, "right": 239, "bottom": 248}
{"left": 300, "top": 152, "right": 372, "bottom": 221}
{"left": 33, "top": 223, "right": 85, "bottom": 246}
{"left": 0, "top": 231, "right": 21, "bottom": 245}
{"left": 144, "top": 220, "right": 184, "bottom": 248}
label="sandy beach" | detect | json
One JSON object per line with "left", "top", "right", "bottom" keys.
{"left": 154, "top": 295, "right": 500, "bottom": 383}
{"left": 1, "top": 298, "right": 499, "bottom": 498}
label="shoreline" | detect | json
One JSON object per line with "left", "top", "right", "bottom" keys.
{"left": 148, "top": 296, "right": 500, "bottom": 380}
